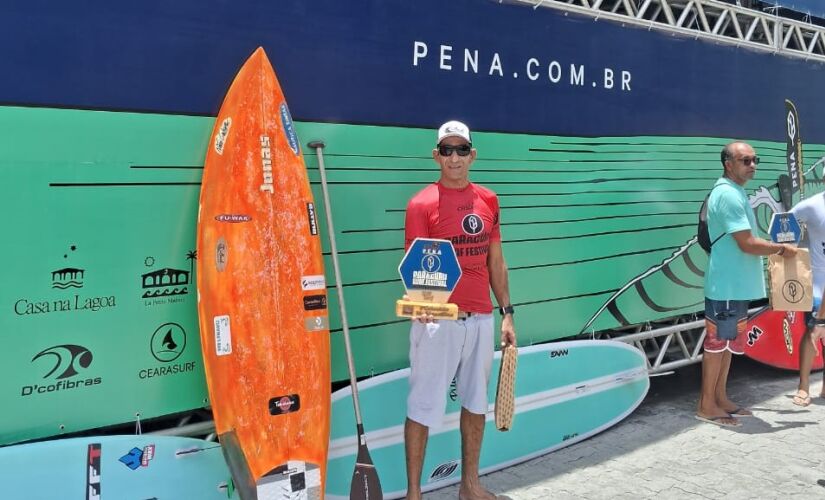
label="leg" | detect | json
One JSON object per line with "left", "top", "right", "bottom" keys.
{"left": 714, "top": 349, "right": 733, "bottom": 408}
{"left": 405, "top": 320, "right": 463, "bottom": 498}
{"left": 455, "top": 315, "right": 496, "bottom": 500}
{"left": 698, "top": 350, "right": 735, "bottom": 422}
{"left": 458, "top": 408, "right": 495, "bottom": 500}
{"left": 404, "top": 418, "right": 428, "bottom": 500}
{"left": 795, "top": 328, "right": 815, "bottom": 406}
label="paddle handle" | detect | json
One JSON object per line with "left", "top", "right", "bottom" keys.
{"left": 308, "top": 141, "right": 365, "bottom": 425}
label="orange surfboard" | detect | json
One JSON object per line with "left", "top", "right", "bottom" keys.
{"left": 197, "top": 47, "right": 330, "bottom": 499}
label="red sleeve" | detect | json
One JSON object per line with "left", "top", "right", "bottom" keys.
{"left": 484, "top": 190, "right": 501, "bottom": 243}
{"left": 404, "top": 198, "right": 430, "bottom": 251}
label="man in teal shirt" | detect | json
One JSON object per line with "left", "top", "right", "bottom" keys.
{"left": 698, "top": 141, "right": 797, "bottom": 427}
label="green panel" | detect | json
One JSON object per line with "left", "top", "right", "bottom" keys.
{"left": 1, "top": 107, "right": 212, "bottom": 444}
{"left": 2, "top": 105, "right": 820, "bottom": 443}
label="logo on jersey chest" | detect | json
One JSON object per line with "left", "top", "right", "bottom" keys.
{"left": 461, "top": 214, "right": 484, "bottom": 235}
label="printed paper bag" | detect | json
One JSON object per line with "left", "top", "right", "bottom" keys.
{"left": 768, "top": 248, "right": 813, "bottom": 311}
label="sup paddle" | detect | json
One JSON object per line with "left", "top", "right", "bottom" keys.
{"left": 308, "top": 141, "right": 384, "bottom": 500}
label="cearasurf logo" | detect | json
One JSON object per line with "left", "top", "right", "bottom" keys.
{"left": 150, "top": 323, "right": 186, "bottom": 362}
{"left": 461, "top": 214, "right": 484, "bottom": 235}
{"left": 22, "top": 344, "right": 102, "bottom": 396}
{"left": 300, "top": 275, "right": 326, "bottom": 291}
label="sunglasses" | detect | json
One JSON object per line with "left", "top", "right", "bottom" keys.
{"left": 438, "top": 144, "right": 472, "bottom": 157}
{"left": 737, "top": 156, "right": 760, "bottom": 166}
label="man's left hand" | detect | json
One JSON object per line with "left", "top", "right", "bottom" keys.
{"left": 500, "top": 315, "right": 516, "bottom": 348}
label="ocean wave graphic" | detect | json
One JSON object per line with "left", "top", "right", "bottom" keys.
{"left": 142, "top": 287, "right": 188, "bottom": 298}
{"left": 52, "top": 281, "right": 83, "bottom": 289}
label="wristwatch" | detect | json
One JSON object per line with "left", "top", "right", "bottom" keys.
{"left": 499, "top": 305, "right": 515, "bottom": 316}
{"left": 814, "top": 318, "right": 825, "bottom": 327}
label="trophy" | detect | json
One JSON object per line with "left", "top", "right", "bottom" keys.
{"left": 396, "top": 238, "right": 462, "bottom": 320}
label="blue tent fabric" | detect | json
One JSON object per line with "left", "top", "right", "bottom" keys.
{"left": 769, "top": 1, "right": 825, "bottom": 19}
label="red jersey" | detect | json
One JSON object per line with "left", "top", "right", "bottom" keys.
{"left": 404, "top": 182, "right": 501, "bottom": 313}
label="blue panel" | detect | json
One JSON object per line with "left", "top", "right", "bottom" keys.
{"left": 2, "top": 0, "right": 825, "bottom": 141}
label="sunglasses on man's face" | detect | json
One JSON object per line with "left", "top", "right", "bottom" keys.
{"left": 737, "top": 156, "right": 760, "bottom": 166}
{"left": 438, "top": 144, "right": 472, "bottom": 157}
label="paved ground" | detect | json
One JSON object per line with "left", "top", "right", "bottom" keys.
{"left": 427, "top": 357, "right": 825, "bottom": 499}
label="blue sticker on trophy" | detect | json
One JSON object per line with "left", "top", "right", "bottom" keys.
{"left": 769, "top": 212, "right": 801, "bottom": 244}
{"left": 396, "top": 238, "right": 462, "bottom": 319}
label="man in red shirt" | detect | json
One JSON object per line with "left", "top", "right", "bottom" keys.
{"left": 403, "top": 120, "right": 516, "bottom": 500}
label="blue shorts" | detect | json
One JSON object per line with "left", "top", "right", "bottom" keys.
{"left": 704, "top": 298, "right": 749, "bottom": 354}
{"left": 804, "top": 299, "right": 823, "bottom": 329}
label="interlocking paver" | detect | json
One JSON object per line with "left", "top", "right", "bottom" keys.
{"left": 425, "top": 357, "right": 825, "bottom": 499}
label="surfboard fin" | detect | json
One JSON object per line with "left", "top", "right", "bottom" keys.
{"left": 219, "top": 431, "right": 257, "bottom": 499}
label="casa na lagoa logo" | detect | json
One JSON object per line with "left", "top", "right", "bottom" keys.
{"left": 13, "top": 244, "right": 116, "bottom": 317}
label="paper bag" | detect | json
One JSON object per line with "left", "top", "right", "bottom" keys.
{"left": 768, "top": 248, "right": 813, "bottom": 311}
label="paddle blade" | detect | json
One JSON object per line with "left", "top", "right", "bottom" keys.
{"left": 350, "top": 424, "right": 383, "bottom": 500}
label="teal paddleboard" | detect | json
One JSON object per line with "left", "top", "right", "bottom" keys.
{"left": 0, "top": 435, "right": 237, "bottom": 499}
{"left": 326, "top": 339, "right": 649, "bottom": 499}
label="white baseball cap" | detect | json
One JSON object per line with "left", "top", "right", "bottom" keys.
{"left": 437, "top": 120, "right": 472, "bottom": 145}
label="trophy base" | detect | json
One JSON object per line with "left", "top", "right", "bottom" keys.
{"left": 396, "top": 300, "right": 459, "bottom": 320}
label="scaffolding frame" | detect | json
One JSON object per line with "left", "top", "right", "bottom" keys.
{"left": 507, "top": 0, "right": 825, "bottom": 63}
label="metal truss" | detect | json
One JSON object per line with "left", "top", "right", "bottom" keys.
{"left": 507, "top": 0, "right": 825, "bottom": 63}
{"left": 592, "top": 307, "right": 765, "bottom": 374}
{"left": 592, "top": 315, "right": 707, "bottom": 374}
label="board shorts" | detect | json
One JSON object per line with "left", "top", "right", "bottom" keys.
{"left": 406, "top": 313, "right": 494, "bottom": 429}
{"left": 805, "top": 298, "right": 823, "bottom": 330}
{"left": 704, "top": 298, "right": 749, "bottom": 355}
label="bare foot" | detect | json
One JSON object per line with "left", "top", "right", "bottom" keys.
{"left": 458, "top": 485, "right": 497, "bottom": 500}
{"left": 716, "top": 398, "right": 752, "bottom": 416}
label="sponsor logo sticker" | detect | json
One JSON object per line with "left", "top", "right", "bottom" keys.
{"left": 214, "top": 117, "right": 232, "bottom": 155}
{"left": 215, "top": 214, "right": 252, "bottom": 223}
{"left": 306, "top": 203, "right": 318, "bottom": 236}
{"left": 304, "top": 316, "right": 329, "bottom": 331}
{"left": 269, "top": 393, "right": 301, "bottom": 415}
{"left": 214, "top": 315, "right": 232, "bottom": 356}
{"left": 303, "top": 294, "right": 327, "bottom": 311}
{"left": 119, "top": 445, "right": 155, "bottom": 470}
{"left": 280, "top": 103, "right": 300, "bottom": 156}
{"left": 87, "top": 444, "right": 101, "bottom": 500}
{"left": 300, "top": 275, "right": 326, "bottom": 291}
{"left": 216, "top": 238, "right": 227, "bottom": 272}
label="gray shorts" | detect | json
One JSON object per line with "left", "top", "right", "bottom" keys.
{"left": 406, "top": 314, "right": 494, "bottom": 429}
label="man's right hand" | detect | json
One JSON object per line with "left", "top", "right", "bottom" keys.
{"left": 402, "top": 294, "right": 437, "bottom": 323}
{"left": 780, "top": 244, "right": 798, "bottom": 259}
